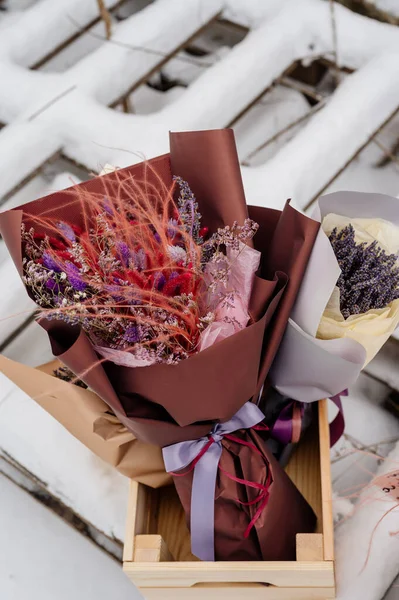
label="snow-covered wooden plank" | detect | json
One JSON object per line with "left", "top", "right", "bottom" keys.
{"left": 0, "top": 474, "right": 137, "bottom": 598}
{"left": 365, "top": 338, "right": 399, "bottom": 393}
{"left": 1, "top": 0, "right": 398, "bottom": 199}
{"left": 241, "top": 53, "right": 399, "bottom": 209}
{"left": 331, "top": 372, "right": 399, "bottom": 495}
{"left": 1, "top": 320, "right": 53, "bottom": 366}
{"left": 0, "top": 0, "right": 223, "bottom": 123}
{"left": 0, "top": 0, "right": 223, "bottom": 198}
{"left": 224, "top": 0, "right": 399, "bottom": 68}
{"left": 0, "top": 372, "right": 129, "bottom": 542}
{"left": 0, "top": 0, "right": 120, "bottom": 66}
{"left": 234, "top": 86, "right": 310, "bottom": 166}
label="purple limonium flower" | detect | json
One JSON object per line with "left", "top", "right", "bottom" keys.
{"left": 329, "top": 225, "right": 399, "bottom": 318}
{"left": 57, "top": 221, "right": 76, "bottom": 242}
{"left": 103, "top": 196, "right": 113, "bottom": 216}
{"left": 167, "top": 218, "right": 179, "bottom": 240}
{"left": 104, "top": 284, "right": 124, "bottom": 302}
{"left": 45, "top": 278, "right": 63, "bottom": 294}
{"left": 43, "top": 252, "right": 62, "bottom": 273}
{"left": 154, "top": 272, "right": 166, "bottom": 291}
{"left": 132, "top": 248, "right": 147, "bottom": 271}
{"left": 65, "top": 262, "right": 87, "bottom": 292}
{"left": 116, "top": 241, "right": 130, "bottom": 266}
{"left": 123, "top": 325, "right": 142, "bottom": 344}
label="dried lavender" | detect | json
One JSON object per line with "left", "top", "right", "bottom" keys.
{"left": 329, "top": 225, "right": 399, "bottom": 318}
{"left": 53, "top": 366, "right": 87, "bottom": 388}
{"left": 173, "top": 175, "right": 203, "bottom": 244}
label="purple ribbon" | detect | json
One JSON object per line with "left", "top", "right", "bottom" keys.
{"left": 271, "top": 392, "right": 347, "bottom": 448}
{"left": 162, "top": 401, "right": 265, "bottom": 562}
{"left": 329, "top": 390, "right": 347, "bottom": 447}
{"left": 271, "top": 401, "right": 304, "bottom": 445}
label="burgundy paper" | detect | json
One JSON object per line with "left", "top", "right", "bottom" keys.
{"left": 173, "top": 429, "right": 316, "bottom": 560}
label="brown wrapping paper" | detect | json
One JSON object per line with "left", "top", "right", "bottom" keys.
{"left": 0, "top": 355, "right": 170, "bottom": 487}
{"left": 172, "top": 429, "right": 316, "bottom": 560}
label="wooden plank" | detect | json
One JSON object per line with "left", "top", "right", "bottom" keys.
{"left": 123, "top": 480, "right": 153, "bottom": 562}
{"left": 304, "top": 104, "right": 399, "bottom": 210}
{"left": 296, "top": 533, "right": 324, "bottom": 561}
{"left": 156, "top": 484, "right": 197, "bottom": 562}
{"left": 134, "top": 535, "right": 174, "bottom": 562}
{"left": 285, "top": 406, "right": 322, "bottom": 529}
{"left": 109, "top": 11, "right": 222, "bottom": 108}
{"left": 123, "top": 481, "right": 139, "bottom": 562}
{"left": 31, "top": 0, "right": 127, "bottom": 70}
{"left": 123, "top": 561, "right": 335, "bottom": 588}
{"left": 318, "top": 400, "right": 334, "bottom": 561}
{"left": 140, "top": 585, "right": 336, "bottom": 600}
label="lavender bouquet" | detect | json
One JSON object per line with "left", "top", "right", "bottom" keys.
{"left": 269, "top": 191, "right": 399, "bottom": 402}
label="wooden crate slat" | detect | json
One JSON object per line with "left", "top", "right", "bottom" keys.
{"left": 141, "top": 585, "right": 336, "bottom": 600}
{"left": 318, "top": 400, "right": 334, "bottom": 561}
{"left": 123, "top": 560, "right": 335, "bottom": 589}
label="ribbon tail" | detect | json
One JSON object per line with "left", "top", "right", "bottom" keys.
{"left": 329, "top": 391, "right": 347, "bottom": 447}
{"left": 190, "top": 444, "right": 222, "bottom": 561}
{"left": 270, "top": 401, "right": 294, "bottom": 445}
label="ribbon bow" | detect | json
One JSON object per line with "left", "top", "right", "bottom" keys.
{"left": 162, "top": 401, "right": 266, "bottom": 561}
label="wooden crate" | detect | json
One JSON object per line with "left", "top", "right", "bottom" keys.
{"left": 123, "top": 400, "right": 335, "bottom": 600}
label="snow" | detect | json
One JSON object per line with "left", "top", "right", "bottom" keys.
{"left": 373, "top": 0, "right": 399, "bottom": 18}
{"left": 0, "top": 0, "right": 120, "bottom": 66}
{"left": 0, "top": 373, "right": 129, "bottom": 542}
{"left": 0, "top": 474, "right": 138, "bottom": 600}
{"left": 234, "top": 86, "right": 311, "bottom": 166}
{"left": 365, "top": 338, "right": 399, "bottom": 392}
{"left": 0, "top": 0, "right": 398, "bottom": 203}
{"left": 223, "top": 0, "right": 288, "bottom": 28}
{"left": 242, "top": 53, "right": 399, "bottom": 210}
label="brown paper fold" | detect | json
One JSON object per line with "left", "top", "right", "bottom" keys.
{"left": 0, "top": 355, "right": 170, "bottom": 487}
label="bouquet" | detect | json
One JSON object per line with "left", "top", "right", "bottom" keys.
{"left": 0, "top": 129, "right": 320, "bottom": 561}
{"left": 270, "top": 191, "right": 399, "bottom": 402}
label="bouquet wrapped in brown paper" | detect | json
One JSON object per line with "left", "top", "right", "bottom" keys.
{"left": 0, "top": 129, "right": 319, "bottom": 561}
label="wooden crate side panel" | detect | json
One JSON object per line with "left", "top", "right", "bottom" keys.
{"left": 157, "top": 483, "right": 197, "bottom": 561}
{"left": 124, "top": 481, "right": 156, "bottom": 562}
{"left": 318, "top": 400, "right": 334, "bottom": 561}
{"left": 139, "top": 585, "right": 336, "bottom": 600}
{"left": 285, "top": 406, "right": 322, "bottom": 529}
{"left": 123, "top": 560, "right": 335, "bottom": 588}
